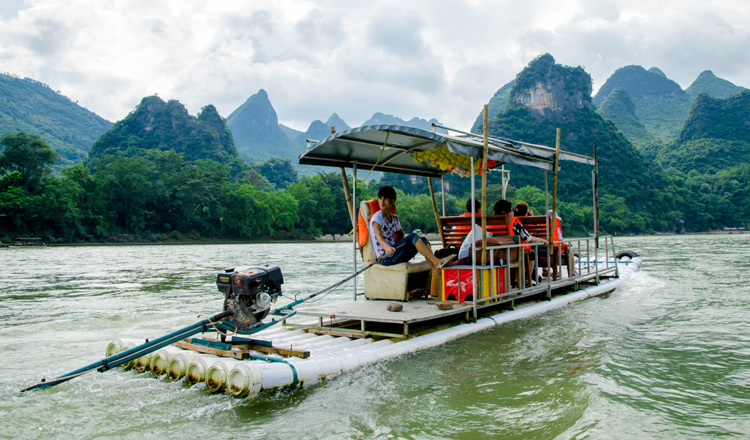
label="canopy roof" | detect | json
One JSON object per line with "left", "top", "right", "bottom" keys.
{"left": 298, "top": 125, "right": 595, "bottom": 178}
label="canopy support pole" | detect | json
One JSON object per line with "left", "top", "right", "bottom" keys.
{"left": 593, "top": 144, "right": 599, "bottom": 250}
{"left": 340, "top": 168, "right": 354, "bottom": 225}
{"left": 470, "top": 156, "right": 477, "bottom": 321}
{"left": 548, "top": 129, "right": 561, "bottom": 296}
{"left": 441, "top": 174, "right": 446, "bottom": 217}
{"left": 502, "top": 165, "right": 508, "bottom": 199}
{"left": 428, "top": 178, "right": 444, "bottom": 245}
{"left": 593, "top": 145, "right": 600, "bottom": 284}
{"left": 352, "top": 162, "right": 358, "bottom": 301}
{"left": 544, "top": 170, "right": 549, "bottom": 214}
{"left": 481, "top": 105, "right": 489, "bottom": 267}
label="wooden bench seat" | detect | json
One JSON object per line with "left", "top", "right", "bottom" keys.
{"left": 438, "top": 214, "right": 531, "bottom": 288}
{"left": 517, "top": 216, "right": 573, "bottom": 280}
{"left": 439, "top": 215, "right": 510, "bottom": 247}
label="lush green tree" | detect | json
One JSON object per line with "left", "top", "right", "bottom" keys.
{"left": 256, "top": 157, "right": 298, "bottom": 189}
{"left": 220, "top": 183, "right": 273, "bottom": 238}
{"left": 0, "top": 132, "right": 58, "bottom": 192}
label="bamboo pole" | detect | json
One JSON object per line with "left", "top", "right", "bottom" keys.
{"left": 340, "top": 168, "right": 354, "bottom": 226}
{"left": 593, "top": 144, "right": 599, "bottom": 250}
{"left": 481, "top": 105, "right": 489, "bottom": 266}
{"left": 550, "top": 128, "right": 561, "bottom": 259}
{"left": 428, "top": 178, "right": 445, "bottom": 245}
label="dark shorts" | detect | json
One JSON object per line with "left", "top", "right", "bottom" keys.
{"left": 538, "top": 245, "right": 565, "bottom": 257}
{"left": 380, "top": 233, "right": 429, "bottom": 266}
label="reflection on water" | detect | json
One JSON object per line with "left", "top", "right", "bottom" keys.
{"left": 1, "top": 236, "right": 749, "bottom": 439}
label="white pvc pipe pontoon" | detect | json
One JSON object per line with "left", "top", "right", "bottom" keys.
{"left": 107, "top": 258, "right": 641, "bottom": 398}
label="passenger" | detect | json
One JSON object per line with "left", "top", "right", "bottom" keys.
{"left": 539, "top": 210, "right": 566, "bottom": 277}
{"left": 512, "top": 201, "right": 540, "bottom": 280}
{"left": 370, "top": 186, "right": 455, "bottom": 275}
{"left": 495, "top": 200, "right": 545, "bottom": 245}
{"left": 453, "top": 219, "right": 515, "bottom": 266}
{"left": 496, "top": 199, "right": 547, "bottom": 256}
{"left": 514, "top": 202, "right": 530, "bottom": 217}
{"left": 460, "top": 200, "right": 481, "bottom": 219}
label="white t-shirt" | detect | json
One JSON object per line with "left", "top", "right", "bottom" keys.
{"left": 458, "top": 224, "right": 492, "bottom": 260}
{"left": 369, "top": 211, "right": 402, "bottom": 258}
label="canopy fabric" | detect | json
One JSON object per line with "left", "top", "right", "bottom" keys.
{"left": 298, "top": 125, "right": 594, "bottom": 177}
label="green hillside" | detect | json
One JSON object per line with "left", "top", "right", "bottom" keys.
{"left": 655, "top": 91, "right": 750, "bottom": 173}
{"left": 596, "top": 87, "right": 655, "bottom": 149}
{"left": 489, "top": 55, "right": 672, "bottom": 233}
{"left": 0, "top": 73, "right": 112, "bottom": 167}
{"left": 470, "top": 80, "right": 515, "bottom": 133}
{"left": 686, "top": 70, "right": 746, "bottom": 99}
{"left": 594, "top": 65, "right": 692, "bottom": 141}
{"left": 88, "top": 96, "right": 238, "bottom": 163}
{"left": 226, "top": 90, "right": 300, "bottom": 162}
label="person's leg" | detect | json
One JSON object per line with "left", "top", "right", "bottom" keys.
{"left": 381, "top": 233, "right": 419, "bottom": 266}
{"left": 413, "top": 235, "right": 453, "bottom": 275}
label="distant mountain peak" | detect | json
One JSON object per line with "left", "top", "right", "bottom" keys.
{"left": 226, "top": 89, "right": 300, "bottom": 162}
{"left": 593, "top": 65, "right": 686, "bottom": 105}
{"left": 686, "top": 70, "right": 746, "bottom": 99}
{"left": 325, "top": 113, "right": 350, "bottom": 132}
{"left": 648, "top": 67, "right": 667, "bottom": 78}
{"left": 89, "top": 96, "right": 238, "bottom": 162}
{"left": 596, "top": 87, "right": 655, "bottom": 148}
{"left": 508, "top": 53, "right": 592, "bottom": 118}
{"left": 362, "top": 112, "right": 446, "bottom": 133}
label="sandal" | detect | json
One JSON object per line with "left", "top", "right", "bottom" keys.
{"left": 439, "top": 255, "right": 457, "bottom": 269}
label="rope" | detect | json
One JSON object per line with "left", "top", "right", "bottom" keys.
{"left": 198, "top": 315, "right": 237, "bottom": 337}
{"left": 357, "top": 131, "right": 389, "bottom": 184}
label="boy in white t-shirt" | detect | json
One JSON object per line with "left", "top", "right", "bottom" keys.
{"left": 369, "top": 186, "right": 454, "bottom": 275}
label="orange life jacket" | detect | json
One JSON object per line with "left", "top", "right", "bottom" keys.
{"left": 456, "top": 212, "right": 473, "bottom": 230}
{"left": 551, "top": 218, "right": 564, "bottom": 248}
{"left": 509, "top": 217, "right": 531, "bottom": 251}
{"left": 357, "top": 199, "right": 397, "bottom": 247}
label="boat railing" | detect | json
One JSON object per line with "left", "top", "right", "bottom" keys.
{"left": 473, "top": 235, "right": 617, "bottom": 306}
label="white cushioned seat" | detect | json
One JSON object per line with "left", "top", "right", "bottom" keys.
{"left": 360, "top": 200, "right": 431, "bottom": 301}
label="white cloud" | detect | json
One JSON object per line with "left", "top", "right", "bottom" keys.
{"left": 1, "top": 0, "right": 749, "bottom": 131}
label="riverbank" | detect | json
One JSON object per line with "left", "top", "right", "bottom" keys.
{"left": 3, "top": 233, "right": 443, "bottom": 247}
{"left": 2, "top": 231, "right": 737, "bottom": 248}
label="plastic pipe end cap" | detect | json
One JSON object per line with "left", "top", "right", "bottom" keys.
{"left": 227, "top": 364, "right": 263, "bottom": 398}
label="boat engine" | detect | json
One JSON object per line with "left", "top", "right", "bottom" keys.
{"left": 216, "top": 265, "right": 284, "bottom": 330}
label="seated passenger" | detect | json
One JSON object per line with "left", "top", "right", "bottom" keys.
{"left": 514, "top": 201, "right": 531, "bottom": 217}
{"left": 539, "top": 210, "right": 567, "bottom": 277}
{"left": 370, "top": 186, "right": 455, "bottom": 275}
{"left": 457, "top": 200, "right": 481, "bottom": 229}
{"left": 494, "top": 199, "right": 547, "bottom": 247}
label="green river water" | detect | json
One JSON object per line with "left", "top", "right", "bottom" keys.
{"left": 0, "top": 235, "right": 749, "bottom": 439}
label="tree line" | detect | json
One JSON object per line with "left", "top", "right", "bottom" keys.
{"left": 2, "top": 132, "right": 746, "bottom": 244}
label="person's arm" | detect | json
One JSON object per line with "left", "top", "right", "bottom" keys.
{"left": 527, "top": 236, "right": 548, "bottom": 245}
{"left": 393, "top": 215, "right": 404, "bottom": 242}
{"left": 514, "top": 221, "right": 547, "bottom": 245}
{"left": 373, "top": 222, "right": 396, "bottom": 257}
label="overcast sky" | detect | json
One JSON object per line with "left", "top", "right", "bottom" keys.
{"left": 1, "top": 0, "right": 749, "bottom": 131}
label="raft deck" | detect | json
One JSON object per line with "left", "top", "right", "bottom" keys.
{"left": 291, "top": 264, "right": 616, "bottom": 338}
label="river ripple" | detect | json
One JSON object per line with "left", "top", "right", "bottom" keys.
{"left": 0, "top": 235, "right": 748, "bottom": 439}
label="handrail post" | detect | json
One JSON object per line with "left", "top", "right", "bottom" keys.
{"left": 470, "top": 156, "right": 477, "bottom": 321}
{"left": 352, "top": 161, "right": 358, "bottom": 300}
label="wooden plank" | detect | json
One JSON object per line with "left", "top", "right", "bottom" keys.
{"left": 305, "top": 328, "right": 370, "bottom": 338}
{"left": 173, "top": 340, "right": 250, "bottom": 359}
{"left": 196, "top": 336, "right": 307, "bottom": 358}
{"left": 250, "top": 344, "right": 310, "bottom": 359}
